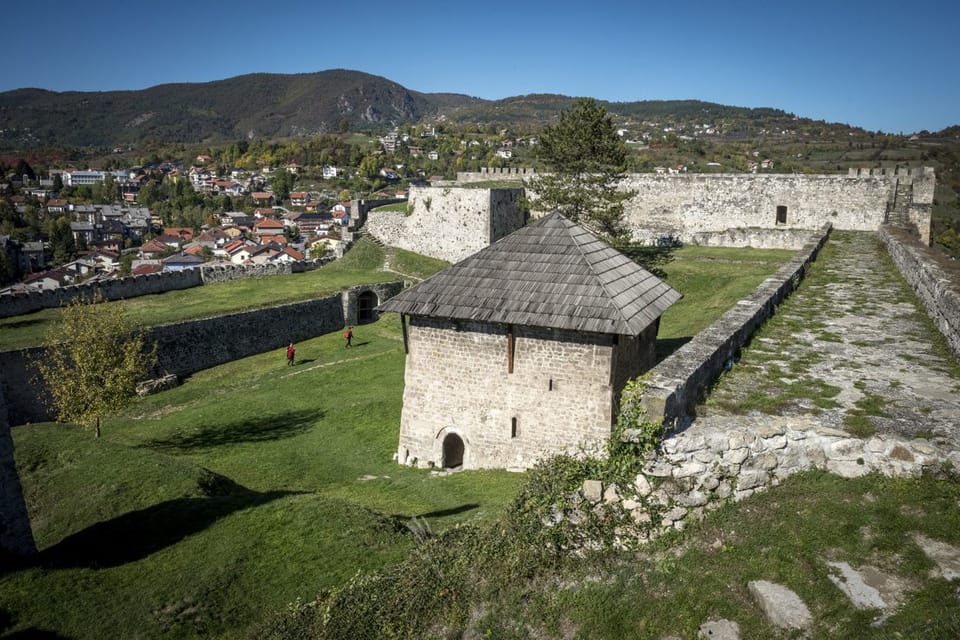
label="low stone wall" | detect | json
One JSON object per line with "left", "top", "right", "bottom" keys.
{"left": 571, "top": 416, "right": 959, "bottom": 548}
{"left": 0, "top": 282, "right": 403, "bottom": 425}
{"left": 880, "top": 226, "right": 960, "bottom": 358}
{"left": 0, "top": 269, "right": 202, "bottom": 319}
{"left": 199, "top": 257, "right": 331, "bottom": 285}
{"left": 641, "top": 225, "right": 832, "bottom": 427}
{"left": 0, "top": 259, "right": 333, "bottom": 320}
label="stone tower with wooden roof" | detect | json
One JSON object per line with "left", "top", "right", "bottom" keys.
{"left": 379, "top": 212, "right": 682, "bottom": 470}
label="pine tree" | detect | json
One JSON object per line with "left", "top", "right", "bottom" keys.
{"left": 527, "top": 98, "right": 635, "bottom": 242}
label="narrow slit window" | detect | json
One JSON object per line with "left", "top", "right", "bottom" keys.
{"left": 511, "top": 417, "right": 518, "bottom": 438}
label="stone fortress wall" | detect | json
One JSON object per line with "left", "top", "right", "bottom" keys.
{"left": 0, "top": 282, "right": 402, "bottom": 426}
{"left": 0, "top": 258, "right": 335, "bottom": 320}
{"left": 363, "top": 185, "right": 527, "bottom": 264}
{"left": 619, "top": 168, "right": 934, "bottom": 247}
{"left": 368, "top": 168, "right": 934, "bottom": 258}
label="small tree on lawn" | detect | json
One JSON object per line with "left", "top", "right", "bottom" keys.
{"left": 35, "top": 293, "right": 157, "bottom": 438}
{"left": 527, "top": 97, "right": 635, "bottom": 242}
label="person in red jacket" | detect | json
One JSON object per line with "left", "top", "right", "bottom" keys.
{"left": 287, "top": 342, "right": 295, "bottom": 365}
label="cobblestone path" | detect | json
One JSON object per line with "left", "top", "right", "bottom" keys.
{"left": 697, "top": 230, "right": 960, "bottom": 446}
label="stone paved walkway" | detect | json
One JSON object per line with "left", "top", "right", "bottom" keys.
{"left": 697, "top": 230, "right": 960, "bottom": 446}
{"left": 679, "top": 230, "right": 960, "bottom": 637}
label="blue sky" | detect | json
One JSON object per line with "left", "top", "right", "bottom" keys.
{"left": 4, "top": 0, "right": 957, "bottom": 133}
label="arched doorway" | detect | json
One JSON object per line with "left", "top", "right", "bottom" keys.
{"left": 442, "top": 433, "right": 465, "bottom": 470}
{"left": 357, "top": 290, "right": 379, "bottom": 324}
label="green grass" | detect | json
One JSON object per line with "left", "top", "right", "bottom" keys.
{"left": 655, "top": 245, "right": 797, "bottom": 344}
{"left": 0, "top": 242, "right": 799, "bottom": 638}
{"left": 2, "top": 314, "right": 524, "bottom": 639}
{"left": 522, "top": 471, "right": 960, "bottom": 640}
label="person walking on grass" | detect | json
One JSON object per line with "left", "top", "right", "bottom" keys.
{"left": 287, "top": 342, "right": 295, "bottom": 365}
{"left": 344, "top": 326, "right": 353, "bottom": 349}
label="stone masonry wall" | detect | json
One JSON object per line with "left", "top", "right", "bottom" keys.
{"left": 364, "top": 186, "right": 526, "bottom": 263}
{"left": 397, "top": 319, "right": 620, "bottom": 470}
{"left": 0, "top": 269, "right": 202, "bottom": 319}
{"left": 448, "top": 169, "right": 933, "bottom": 249}
{"left": 0, "top": 283, "right": 402, "bottom": 425}
{"left": 640, "top": 226, "right": 831, "bottom": 427}
{"left": 880, "top": 226, "right": 960, "bottom": 358}
{"left": 0, "top": 259, "right": 332, "bottom": 320}
{"left": 574, "top": 416, "right": 960, "bottom": 549}
{"left": 619, "top": 174, "right": 891, "bottom": 244}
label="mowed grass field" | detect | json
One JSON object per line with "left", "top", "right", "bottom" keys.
{"left": 1, "top": 241, "right": 798, "bottom": 638}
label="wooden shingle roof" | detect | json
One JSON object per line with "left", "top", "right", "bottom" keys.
{"left": 379, "top": 212, "right": 682, "bottom": 335}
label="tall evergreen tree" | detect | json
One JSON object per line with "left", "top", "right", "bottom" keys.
{"left": 527, "top": 98, "right": 635, "bottom": 242}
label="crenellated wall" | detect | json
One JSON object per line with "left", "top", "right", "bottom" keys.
{"left": 0, "top": 258, "right": 333, "bottom": 320}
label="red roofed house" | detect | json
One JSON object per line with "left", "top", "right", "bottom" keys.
{"left": 252, "top": 192, "right": 273, "bottom": 206}
{"left": 253, "top": 218, "right": 285, "bottom": 241}
{"left": 290, "top": 192, "right": 310, "bottom": 208}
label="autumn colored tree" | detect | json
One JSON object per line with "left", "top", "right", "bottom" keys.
{"left": 35, "top": 293, "right": 157, "bottom": 438}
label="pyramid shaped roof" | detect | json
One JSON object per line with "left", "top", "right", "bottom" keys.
{"left": 379, "top": 212, "right": 681, "bottom": 335}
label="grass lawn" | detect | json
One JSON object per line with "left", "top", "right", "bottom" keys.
{"left": 0, "top": 241, "right": 798, "bottom": 638}
{"left": 655, "top": 245, "right": 797, "bottom": 355}
{"left": 505, "top": 471, "right": 960, "bottom": 639}
{"left": 2, "top": 314, "right": 524, "bottom": 639}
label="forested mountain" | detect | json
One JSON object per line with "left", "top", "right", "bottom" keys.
{"left": 0, "top": 68, "right": 873, "bottom": 152}
{"left": 0, "top": 69, "right": 482, "bottom": 150}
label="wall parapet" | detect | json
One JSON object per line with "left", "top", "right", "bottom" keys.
{"left": 880, "top": 226, "right": 960, "bottom": 358}
{"left": 640, "top": 225, "right": 832, "bottom": 428}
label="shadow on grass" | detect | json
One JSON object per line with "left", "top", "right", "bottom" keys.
{"left": 414, "top": 504, "right": 480, "bottom": 519}
{"left": 616, "top": 243, "right": 678, "bottom": 279}
{"left": 0, "top": 317, "right": 47, "bottom": 330}
{"left": 39, "top": 482, "right": 303, "bottom": 570}
{"left": 656, "top": 336, "right": 693, "bottom": 363}
{"left": 142, "top": 409, "right": 320, "bottom": 451}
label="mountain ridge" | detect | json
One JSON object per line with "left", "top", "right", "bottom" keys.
{"left": 0, "top": 68, "right": 951, "bottom": 151}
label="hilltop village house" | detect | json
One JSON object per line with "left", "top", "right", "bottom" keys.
{"left": 379, "top": 213, "right": 682, "bottom": 471}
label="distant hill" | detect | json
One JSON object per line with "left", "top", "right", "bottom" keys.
{"left": 0, "top": 69, "right": 482, "bottom": 150}
{"left": 4, "top": 68, "right": 957, "bottom": 152}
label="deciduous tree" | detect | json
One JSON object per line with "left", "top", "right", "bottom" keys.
{"left": 35, "top": 293, "right": 157, "bottom": 438}
{"left": 527, "top": 98, "right": 634, "bottom": 241}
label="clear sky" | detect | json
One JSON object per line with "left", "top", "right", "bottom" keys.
{"left": 3, "top": 0, "right": 957, "bottom": 134}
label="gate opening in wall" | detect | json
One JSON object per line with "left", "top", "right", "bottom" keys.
{"left": 776, "top": 205, "right": 788, "bottom": 225}
{"left": 357, "top": 291, "right": 378, "bottom": 324}
{"left": 442, "top": 433, "right": 464, "bottom": 469}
